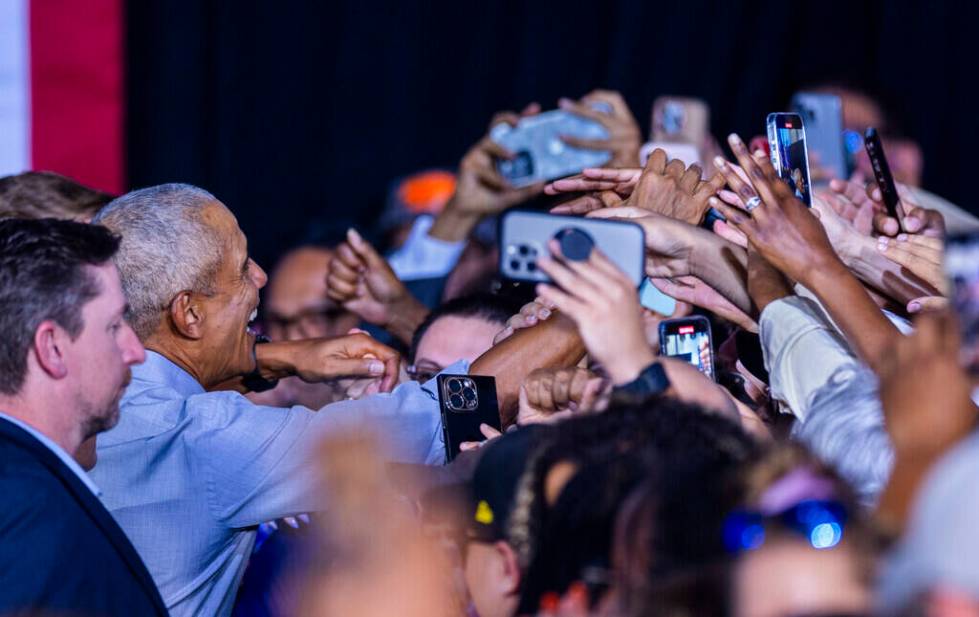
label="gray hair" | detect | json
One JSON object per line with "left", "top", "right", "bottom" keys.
{"left": 92, "top": 183, "right": 224, "bottom": 340}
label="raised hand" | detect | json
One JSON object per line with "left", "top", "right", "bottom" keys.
{"left": 262, "top": 332, "right": 402, "bottom": 393}
{"left": 708, "top": 134, "right": 842, "bottom": 286}
{"left": 430, "top": 104, "right": 546, "bottom": 241}
{"left": 876, "top": 234, "right": 946, "bottom": 293}
{"left": 867, "top": 182, "right": 946, "bottom": 238}
{"left": 534, "top": 244, "right": 656, "bottom": 385}
{"left": 627, "top": 148, "right": 726, "bottom": 225}
{"left": 557, "top": 90, "right": 642, "bottom": 167}
{"left": 492, "top": 297, "right": 556, "bottom": 345}
{"left": 326, "top": 229, "right": 429, "bottom": 344}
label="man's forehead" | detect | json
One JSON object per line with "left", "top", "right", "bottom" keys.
{"left": 199, "top": 200, "right": 247, "bottom": 254}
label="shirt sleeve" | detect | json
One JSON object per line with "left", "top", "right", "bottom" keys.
{"left": 386, "top": 215, "right": 467, "bottom": 281}
{"left": 191, "top": 361, "right": 467, "bottom": 528}
{"left": 760, "top": 296, "right": 893, "bottom": 505}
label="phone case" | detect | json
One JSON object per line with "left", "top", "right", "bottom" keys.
{"left": 864, "top": 128, "right": 901, "bottom": 219}
{"left": 658, "top": 315, "right": 715, "bottom": 380}
{"left": 944, "top": 233, "right": 979, "bottom": 375}
{"left": 766, "top": 112, "right": 813, "bottom": 206}
{"left": 490, "top": 109, "right": 611, "bottom": 187}
{"left": 437, "top": 374, "right": 501, "bottom": 462}
{"left": 499, "top": 210, "right": 646, "bottom": 287}
{"left": 791, "top": 93, "right": 847, "bottom": 180}
{"left": 639, "top": 277, "right": 677, "bottom": 316}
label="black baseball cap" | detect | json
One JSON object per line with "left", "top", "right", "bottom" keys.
{"left": 465, "top": 424, "right": 552, "bottom": 542}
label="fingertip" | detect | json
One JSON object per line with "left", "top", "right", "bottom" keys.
{"left": 908, "top": 301, "right": 922, "bottom": 313}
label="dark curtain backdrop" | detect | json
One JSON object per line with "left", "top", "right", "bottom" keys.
{"left": 127, "top": 0, "right": 977, "bottom": 269}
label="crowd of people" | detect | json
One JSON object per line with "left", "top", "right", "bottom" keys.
{"left": 1, "top": 85, "right": 978, "bottom": 617}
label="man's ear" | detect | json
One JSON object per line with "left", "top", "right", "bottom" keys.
{"left": 33, "top": 320, "right": 69, "bottom": 380}
{"left": 169, "top": 291, "right": 205, "bottom": 340}
{"left": 495, "top": 541, "right": 522, "bottom": 596}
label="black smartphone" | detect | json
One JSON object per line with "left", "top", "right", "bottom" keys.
{"left": 864, "top": 127, "right": 901, "bottom": 222}
{"left": 658, "top": 316, "right": 715, "bottom": 381}
{"left": 437, "top": 374, "right": 502, "bottom": 462}
{"left": 766, "top": 112, "right": 813, "bottom": 206}
{"left": 499, "top": 210, "right": 646, "bottom": 287}
{"left": 945, "top": 232, "right": 979, "bottom": 375}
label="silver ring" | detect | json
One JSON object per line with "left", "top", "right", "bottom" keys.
{"left": 745, "top": 196, "right": 762, "bottom": 211}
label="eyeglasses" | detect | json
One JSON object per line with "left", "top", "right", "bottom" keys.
{"left": 406, "top": 363, "right": 442, "bottom": 383}
{"left": 722, "top": 499, "right": 848, "bottom": 554}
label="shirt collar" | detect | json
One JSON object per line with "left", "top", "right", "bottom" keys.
{"left": 134, "top": 350, "right": 206, "bottom": 398}
{"left": 0, "top": 412, "right": 103, "bottom": 497}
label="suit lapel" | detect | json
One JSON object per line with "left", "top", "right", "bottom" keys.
{"left": 0, "top": 419, "right": 169, "bottom": 616}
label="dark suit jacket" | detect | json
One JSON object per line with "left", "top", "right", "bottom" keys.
{"left": 0, "top": 417, "right": 169, "bottom": 616}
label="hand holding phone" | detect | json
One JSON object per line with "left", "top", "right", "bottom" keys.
{"left": 438, "top": 375, "right": 502, "bottom": 462}
{"left": 864, "top": 127, "right": 902, "bottom": 225}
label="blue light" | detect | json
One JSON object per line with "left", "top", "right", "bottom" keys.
{"left": 740, "top": 524, "right": 765, "bottom": 551}
{"left": 809, "top": 522, "right": 843, "bottom": 549}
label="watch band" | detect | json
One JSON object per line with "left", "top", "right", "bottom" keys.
{"left": 242, "top": 334, "right": 280, "bottom": 393}
{"left": 612, "top": 361, "right": 671, "bottom": 402}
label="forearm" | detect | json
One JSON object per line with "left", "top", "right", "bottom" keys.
{"left": 839, "top": 235, "right": 939, "bottom": 305}
{"left": 471, "top": 313, "right": 586, "bottom": 425}
{"left": 385, "top": 297, "right": 430, "bottom": 345}
{"left": 876, "top": 452, "right": 941, "bottom": 536}
{"left": 690, "top": 237, "right": 752, "bottom": 314}
{"left": 804, "top": 261, "right": 901, "bottom": 373}
{"left": 428, "top": 198, "right": 482, "bottom": 242}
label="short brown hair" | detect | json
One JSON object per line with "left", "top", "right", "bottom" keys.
{"left": 0, "top": 171, "right": 114, "bottom": 221}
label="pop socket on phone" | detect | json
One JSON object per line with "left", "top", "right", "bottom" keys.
{"left": 554, "top": 227, "right": 595, "bottom": 261}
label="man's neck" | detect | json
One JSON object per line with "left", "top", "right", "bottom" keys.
{"left": 144, "top": 335, "right": 210, "bottom": 388}
{"left": 0, "top": 387, "right": 85, "bottom": 458}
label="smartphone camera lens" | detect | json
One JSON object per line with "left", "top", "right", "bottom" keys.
{"left": 448, "top": 379, "right": 463, "bottom": 394}
{"left": 450, "top": 394, "right": 464, "bottom": 409}
{"left": 510, "top": 259, "right": 522, "bottom": 271}
{"left": 463, "top": 386, "right": 477, "bottom": 402}
{"left": 526, "top": 262, "right": 537, "bottom": 273}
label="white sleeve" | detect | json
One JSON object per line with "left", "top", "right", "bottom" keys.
{"left": 387, "top": 215, "right": 467, "bottom": 281}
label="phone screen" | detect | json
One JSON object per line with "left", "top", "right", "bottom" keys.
{"left": 945, "top": 233, "right": 979, "bottom": 375}
{"left": 660, "top": 319, "right": 714, "bottom": 380}
{"left": 768, "top": 114, "right": 813, "bottom": 206}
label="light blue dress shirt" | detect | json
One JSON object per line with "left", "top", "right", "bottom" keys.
{"left": 91, "top": 350, "right": 458, "bottom": 617}
{"left": 0, "top": 412, "right": 102, "bottom": 497}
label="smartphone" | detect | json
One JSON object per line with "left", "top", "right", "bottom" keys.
{"left": 659, "top": 316, "right": 715, "bottom": 380}
{"left": 499, "top": 210, "right": 646, "bottom": 287}
{"left": 639, "top": 277, "right": 677, "bottom": 316}
{"left": 651, "top": 96, "right": 710, "bottom": 145}
{"left": 864, "top": 127, "right": 901, "bottom": 221}
{"left": 491, "top": 109, "right": 611, "bottom": 187}
{"left": 944, "top": 233, "right": 979, "bottom": 375}
{"left": 437, "top": 374, "right": 502, "bottom": 462}
{"left": 766, "top": 112, "right": 813, "bottom": 206}
{"left": 791, "top": 93, "right": 848, "bottom": 180}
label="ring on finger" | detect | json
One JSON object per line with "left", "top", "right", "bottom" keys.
{"left": 745, "top": 196, "right": 762, "bottom": 212}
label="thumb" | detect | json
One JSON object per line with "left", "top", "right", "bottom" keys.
{"left": 346, "top": 228, "right": 387, "bottom": 271}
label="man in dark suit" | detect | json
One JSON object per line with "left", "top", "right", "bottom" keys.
{"left": 0, "top": 218, "right": 168, "bottom": 616}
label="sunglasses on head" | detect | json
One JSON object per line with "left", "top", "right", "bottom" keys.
{"left": 723, "top": 499, "right": 848, "bottom": 554}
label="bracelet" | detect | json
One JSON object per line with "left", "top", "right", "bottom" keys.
{"left": 242, "top": 335, "right": 280, "bottom": 393}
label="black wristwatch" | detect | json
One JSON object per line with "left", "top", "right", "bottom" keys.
{"left": 242, "top": 335, "right": 280, "bottom": 393}
{"left": 612, "top": 362, "right": 671, "bottom": 401}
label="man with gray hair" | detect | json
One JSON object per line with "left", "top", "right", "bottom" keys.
{"left": 89, "top": 183, "right": 586, "bottom": 617}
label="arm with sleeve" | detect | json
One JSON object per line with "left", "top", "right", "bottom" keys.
{"left": 760, "top": 296, "right": 893, "bottom": 505}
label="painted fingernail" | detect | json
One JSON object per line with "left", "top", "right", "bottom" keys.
{"left": 713, "top": 156, "right": 727, "bottom": 168}
{"left": 753, "top": 149, "right": 766, "bottom": 157}
{"left": 368, "top": 360, "right": 384, "bottom": 374}
{"left": 896, "top": 233, "right": 909, "bottom": 242}
{"left": 728, "top": 133, "right": 743, "bottom": 145}
{"left": 908, "top": 301, "right": 921, "bottom": 313}
{"left": 539, "top": 308, "right": 551, "bottom": 319}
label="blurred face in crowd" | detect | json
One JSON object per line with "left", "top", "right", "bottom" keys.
{"left": 731, "top": 537, "right": 870, "bottom": 617}
{"left": 264, "top": 247, "right": 359, "bottom": 341}
{"left": 465, "top": 540, "right": 521, "bottom": 617}
{"left": 68, "top": 263, "right": 146, "bottom": 439}
{"left": 412, "top": 314, "right": 501, "bottom": 382}
{"left": 194, "top": 203, "right": 268, "bottom": 381}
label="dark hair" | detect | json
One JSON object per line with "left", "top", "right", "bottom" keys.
{"left": 408, "top": 293, "right": 521, "bottom": 362}
{"left": 513, "top": 398, "right": 757, "bottom": 614}
{"left": 0, "top": 171, "right": 114, "bottom": 221}
{"left": 0, "top": 218, "right": 121, "bottom": 394}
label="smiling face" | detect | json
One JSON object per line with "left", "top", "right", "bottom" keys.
{"left": 194, "top": 202, "right": 268, "bottom": 384}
